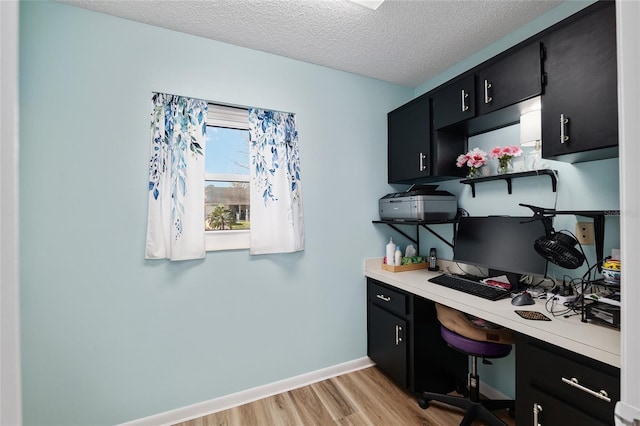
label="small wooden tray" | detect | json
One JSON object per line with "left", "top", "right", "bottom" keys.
{"left": 382, "top": 262, "right": 428, "bottom": 272}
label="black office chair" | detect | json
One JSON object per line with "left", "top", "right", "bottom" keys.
{"left": 419, "top": 304, "right": 515, "bottom": 426}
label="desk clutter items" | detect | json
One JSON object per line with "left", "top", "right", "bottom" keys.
{"left": 428, "top": 247, "right": 438, "bottom": 271}
{"left": 585, "top": 302, "right": 621, "bottom": 328}
{"left": 601, "top": 258, "right": 621, "bottom": 285}
{"left": 383, "top": 241, "right": 427, "bottom": 272}
{"left": 515, "top": 310, "right": 552, "bottom": 321}
{"left": 584, "top": 288, "right": 621, "bottom": 328}
{"left": 385, "top": 237, "right": 396, "bottom": 266}
{"left": 382, "top": 255, "right": 428, "bottom": 272}
{"left": 480, "top": 275, "right": 512, "bottom": 290}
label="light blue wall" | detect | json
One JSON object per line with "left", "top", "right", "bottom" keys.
{"left": 18, "top": 0, "right": 620, "bottom": 423}
{"left": 18, "top": 2, "right": 411, "bottom": 425}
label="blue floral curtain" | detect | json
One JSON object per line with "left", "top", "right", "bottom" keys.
{"left": 248, "top": 108, "right": 304, "bottom": 254}
{"left": 145, "top": 93, "right": 207, "bottom": 260}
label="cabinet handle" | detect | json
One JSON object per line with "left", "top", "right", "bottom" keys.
{"left": 561, "top": 377, "right": 611, "bottom": 402}
{"left": 461, "top": 89, "right": 469, "bottom": 112}
{"left": 533, "top": 403, "right": 543, "bottom": 426}
{"left": 484, "top": 79, "right": 492, "bottom": 104}
{"left": 419, "top": 152, "right": 427, "bottom": 172}
{"left": 376, "top": 294, "right": 391, "bottom": 302}
{"left": 395, "top": 325, "right": 403, "bottom": 346}
{"left": 560, "top": 114, "right": 569, "bottom": 144}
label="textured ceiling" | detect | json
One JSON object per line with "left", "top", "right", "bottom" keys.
{"left": 59, "top": 0, "right": 563, "bottom": 88}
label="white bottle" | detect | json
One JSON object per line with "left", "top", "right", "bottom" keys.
{"left": 394, "top": 245, "right": 402, "bottom": 266}
{"left": 386, "top": 237, "right": 396, "bottom": 265}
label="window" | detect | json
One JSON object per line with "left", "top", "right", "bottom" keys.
{"left": 205, "top": 104, "right": 251, "bottom": 251}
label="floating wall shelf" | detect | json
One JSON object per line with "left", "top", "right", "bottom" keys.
{"left": 460, "top": 169, "right": 558, "bottom": 197}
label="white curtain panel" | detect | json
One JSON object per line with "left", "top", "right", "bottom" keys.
{"left": 145, "top": 93, "right": 207, "bottom": 261}
{"left": 248, "top": 108, "right": 304, "bottom": 255}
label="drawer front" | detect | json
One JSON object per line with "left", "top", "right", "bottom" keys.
{"left": 523, "top": 386, "right": 608, "bottom": 426}
{"left": 367, "top": 280, "right": 408, "bottom": 316}
{"left": 517, "top": 335, "right": 619, "bottom": 424}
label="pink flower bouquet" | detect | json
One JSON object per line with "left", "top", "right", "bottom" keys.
{"left": 490, "top": 145, "right": 523, "bottom": 173}
{"left": 456, "top": 148, "right": 488, "bottom": 178}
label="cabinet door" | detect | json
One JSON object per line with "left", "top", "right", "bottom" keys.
{"left": 477, "top": 41, "right": 543, "bottom": 115}
{"left": 541, "top": 2, "right": 617, "bottom": 162}
{"left": 367, "top": 303, "right": 407, "bottom": 388}
{"left": 516, "top": 334, "right": 619, "bottom": 425}
{"left": 387, "top": 95, "right": 430, "bottom": 183}
{"left": 520, "top": 387, "right": 608, "bottom": 426}
{"left": 432, "top": 75, "right": 476, "bottom": 129}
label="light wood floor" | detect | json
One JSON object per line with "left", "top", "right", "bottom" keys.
{"left": 175, "top": 366, "right": 515, "bottom": 426}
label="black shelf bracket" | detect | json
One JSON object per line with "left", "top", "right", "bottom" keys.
{"left": 420, "top": 223, "right": 455, "bottom": 249}
{"left": 460, "top": 169, "right": 558, "bottom": 197}
{"left": 372, "top": 220, "right": 456, "bottom": 254}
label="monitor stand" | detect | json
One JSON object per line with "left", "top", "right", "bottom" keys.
{"left": 488, "top": 269, "right": 523, "bottom": 292}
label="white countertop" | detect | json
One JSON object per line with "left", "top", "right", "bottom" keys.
{"left": 364, "top": 258, "right": 621, "bottom": 368}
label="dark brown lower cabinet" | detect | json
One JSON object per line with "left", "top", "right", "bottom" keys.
{"left": 516, "top": 334, "right": 620, "bottom": 425}
{"left": 366, "top": 278, "right": 466, "bottom": 396}
{"left": 368, "top": 303, "right": 408, "bottom": 388}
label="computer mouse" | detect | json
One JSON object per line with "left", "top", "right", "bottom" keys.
{"left": 511, "top": 291, "right": 535, "bottom": 306}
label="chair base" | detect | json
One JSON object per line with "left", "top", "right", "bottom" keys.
{"left": 419, "top": 391, "right": 514, "bottom": 426}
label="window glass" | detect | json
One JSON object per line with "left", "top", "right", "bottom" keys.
{"left": 205, "top": 126, "right": 250, "bottom": 232}
{"left": 205, "top": 127, "right": 249, "bottom": 175}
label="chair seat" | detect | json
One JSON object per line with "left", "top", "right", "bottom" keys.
{"left": 441, "top": 325, "right": 512, "bottom": 359}
{"left": 420, "top": 311, "right": 514, "bottom": 425}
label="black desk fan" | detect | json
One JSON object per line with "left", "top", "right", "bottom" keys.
{"left": 520, "top": 204, "right": 585, "bottom": 269}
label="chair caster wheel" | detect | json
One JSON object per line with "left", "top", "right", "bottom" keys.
{"left": 418, "top": 398, "right": 429, "bottom": 409}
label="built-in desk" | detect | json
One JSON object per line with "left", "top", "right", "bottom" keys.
{"left": 364, "top": 257, "right": 620, "bottom": 367}
{"left": 364, "top": 257, "right": 621, "bottom": 425}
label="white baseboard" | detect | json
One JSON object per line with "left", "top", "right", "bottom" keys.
{"left": 118, "top": 357, "right": 374, "bottom": 426}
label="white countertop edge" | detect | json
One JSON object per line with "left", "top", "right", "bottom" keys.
{"left": 363, "top": 257, "right": 621, "bottom": 368}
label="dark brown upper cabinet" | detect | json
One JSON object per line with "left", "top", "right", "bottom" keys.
{"left": 432, "top": 75, "right": 476, "bottom": 130}
{"left": 540, "top": 1, "right": 618, "bottom": 163}
{"left": 432, "top": 42, "right": 543, "bottom": 135}
{"left": 388, "top": 94, "right": 466, "bottom": 184}
{"left": 476, "top": 42, "right": 544, "bottom": 116}
{"left": 386, "top": 1, "right": 617, "bottom": 184}
{"left": 387, "top": 94, "right": 431, "bottom": 183}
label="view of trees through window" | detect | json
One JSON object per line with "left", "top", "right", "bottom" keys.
{"left": 205, "top": 125, "right": 250, "bottom": 231}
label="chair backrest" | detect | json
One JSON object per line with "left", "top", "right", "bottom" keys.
{"left": 435, "top": 303, "right": 515, "bottom": 345}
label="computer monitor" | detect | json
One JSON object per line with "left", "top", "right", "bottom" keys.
{"left": 453, "top": 216, "right": 548, "bottom": 288}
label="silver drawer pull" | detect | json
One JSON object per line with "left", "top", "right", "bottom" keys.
{"left": 376, "top": 294, "right": 391, "bottom": 302}
{"left": 419, "top": 152, "right": 427, "bottom": 171}
{"left": 461, "top": 89, "right": 469, "bottom": 112}
{"left": 560, "top": 113, "right": 569, "bottom": 143}
{"left": 395, "top": 325, "right": 403, "bottom": 346}
{"left": 561, "top": 377, "right": 611, "bottom": 402}
{"left": 533, "top": 403, "right": 543, "bottom": 426}
{"left": 484, "top": 79, "right": 493, "bottom": 104}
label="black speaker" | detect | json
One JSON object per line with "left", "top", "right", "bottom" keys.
{"left": 534, "top": 232, "right": 585, "bottom": 270}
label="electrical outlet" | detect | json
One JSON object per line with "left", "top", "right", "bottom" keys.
{"left": 575, "top": 222, "right": 594, "bottom": 245}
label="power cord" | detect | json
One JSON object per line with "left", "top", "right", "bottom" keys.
{"left": 448, "top": 262, "right": 486, "bottom": 278}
